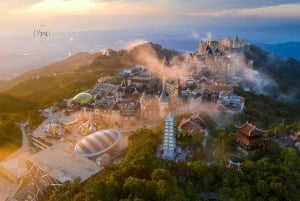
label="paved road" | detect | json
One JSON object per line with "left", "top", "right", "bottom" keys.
{"left": 4, "top": 123, "right": 30, "bottom": 161}
{"left": 0, "top": 123, "right": 31, "bottom": 201}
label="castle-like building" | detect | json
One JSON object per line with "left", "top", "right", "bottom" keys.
{"left": 197, "top": 35, "right": 247, "bottom": 56}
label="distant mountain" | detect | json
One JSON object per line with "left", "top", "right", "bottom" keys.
{"left": 0, "top": 52, "right": 101, "bottom": 91}
{"left": 258, "top": 42, "right": 300, "bottom": 61}
{"left": 2, "top": 43, "right": 176, "bottom": 106}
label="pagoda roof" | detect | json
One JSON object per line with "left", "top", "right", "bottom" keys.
{"left": 236, "top": 122, "right": 264, "bottom": 137}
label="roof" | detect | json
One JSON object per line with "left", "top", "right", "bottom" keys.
{"left": 132, "top": 70, "right": 151, "bottom": 77}
{"left": 27, "top": 143, "right": 100, "bottom": 183}
{"left": 178, "top": 113, "right": 205, "bottom": 132}
{"left": 165, "top": 113, "right": 174, "bottom": 122}
{"left": 291, "top": 132, "right": 300, "bottom": 142}
{"left": 236, "top": 122, "right": 264, "bottom": 137}
{"left": 72, "top": 92, "right": 93, "bottom": 105}
{"left": 214, "top": 78, "right": 226, "bottom": 86}
{"left": 208, "top": 85, "right": 233, "bottom": 93}
{"left": 119, "top": 72, "right": 130, "bottom": 77}
{"left": 159, "top": 90, "right": 168, "bottom": 103}
{"left": 74, "top": 129, "right": 122, "bottom": 157}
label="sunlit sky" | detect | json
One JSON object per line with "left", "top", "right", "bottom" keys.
{"left": 1, "top": 0, "right": 300, "bottom": 33}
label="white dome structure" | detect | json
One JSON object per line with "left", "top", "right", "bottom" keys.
{"left": 74, "top": 129, "right": 122, "bottom": 157}
{"left": 72, "top": 92, "right": 93, "bottom": 105}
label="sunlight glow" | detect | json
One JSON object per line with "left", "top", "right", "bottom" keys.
{"left": 10, "top": 0, "right": 166, "bottom": 16}
{"left": 15, "top": 0, "right": 101, "bottom": 16}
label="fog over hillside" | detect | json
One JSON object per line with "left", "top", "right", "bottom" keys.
{"left": 1, "top": 24, "right": 300, "bottom": 76}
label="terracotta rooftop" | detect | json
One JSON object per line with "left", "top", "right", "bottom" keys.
{"left": 208, "top": 85, "right": 233, "bottom": 93}
{"left": 236, "top": 122, "right": 264, "bottom": 137}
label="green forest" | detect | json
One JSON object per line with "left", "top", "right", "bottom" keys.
{"left": 42, "top": 128, "right": 300, "bottom": 201}
{"left": 233, "top": 87, "right": 300, "bottom": 129}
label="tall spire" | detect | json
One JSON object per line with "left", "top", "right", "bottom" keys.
{"left": 161, "top": 56, "right": 166, "bottom": 85}
{"left": 160, "top": 56, "right": 168, "bottom": 102}
{"left": 159, "top": 56, "right": 169, "bottom": 118}
{"left": 162, "top": 73, "right": 165, "bottom": 91}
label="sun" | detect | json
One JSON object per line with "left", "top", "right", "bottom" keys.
{"left": 18, "top": 0, "right": 102, "bottom": 16}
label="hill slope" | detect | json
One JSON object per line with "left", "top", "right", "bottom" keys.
{"left": 4, "top": 43, "right": 177, "bottom": 106}
{"left": 0, "top": 52, "right": 101, "bottom": 91}
{"left": 258, "top": 42, "right": 300, "bottom": 61}
{"left": 243, "top": 44, "right": 300, "bottom": 99}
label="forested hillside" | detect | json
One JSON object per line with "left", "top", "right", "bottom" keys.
{"left": 244, "top": 45, "right": 300, "bottom": 94}
{"left": 42, "top": 128, "right": 300, "bottom": 201}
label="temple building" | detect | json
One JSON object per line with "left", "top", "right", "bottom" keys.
{"left": 178, "top": 113, "right": 205, "bottom": 135}
{"left": 217, "top": 92, "right": 245, "bottom": 114}
{"left": 226, "top": 159, "right": 242, "bottom": 171}
{"left": 236, "top": 122, "right": 265, "bottom": 150}
{"left": 163, "top": 113, "right": 176, "bottom": 160}
{"left": 129, "top": 69, "right": 155, "bottom": 89}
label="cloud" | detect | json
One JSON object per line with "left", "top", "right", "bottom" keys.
{"left": 1, "top": 0, "right": 43, "bottom": 8}
{"left": 173, "top": 0, "right": 300, "bottom": 10}
{"left": 90, "top": 0, "right": 300, "bottom": 18}
{"left": 124, "top": 40, "right": 148, "bottom": 49}
{"left": 92, "top": 0, "right": 300, "bottom": 10}
{"left": 3, "top": 0, "right": 300, "bottom": 18}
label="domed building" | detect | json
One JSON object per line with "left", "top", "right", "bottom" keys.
{"left": 72, "top": 92, "right": 94, "bottom": 105}
{"left": 74, "top": 129, "right": 122, "bottom": 157}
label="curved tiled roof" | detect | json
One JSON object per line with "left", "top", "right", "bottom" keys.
{"left": 74, "top": 129, "right": 122, "bottom": 157}
{"left": 237, "top": 122, "right": 264, "bottom": 137}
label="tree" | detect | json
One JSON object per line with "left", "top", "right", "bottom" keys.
{"left": 122, "top": 177, "right": 155, "bottom": 200}
{"left": 48, "top": 177, "right": 81, "bottom": 201}
{"left": 243, "top": 160, "right": 255, "bottom": 173}
{"left": 184, "top": 180, "right": 197, "bottom": 200}
{"left": 232, "top": 184, "right": 252, "bottom": 201}
{"left": 280, "top": 147, "right": 296, "bottom": 168}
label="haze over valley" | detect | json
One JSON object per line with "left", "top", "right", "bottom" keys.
{"left": 1, "top": 23, "right": 300, "bottom": 76}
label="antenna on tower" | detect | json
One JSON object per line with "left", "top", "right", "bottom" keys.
{"left": 161, "top": 56, "right": 166, "bottom": 90}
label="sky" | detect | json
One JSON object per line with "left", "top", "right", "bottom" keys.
{"left": 1, "top": 0, "right": 300, "bottom": 34}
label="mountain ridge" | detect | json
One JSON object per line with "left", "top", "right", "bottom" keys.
{"left": 258, "top": 41, "right": 300, "bottom": 61}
